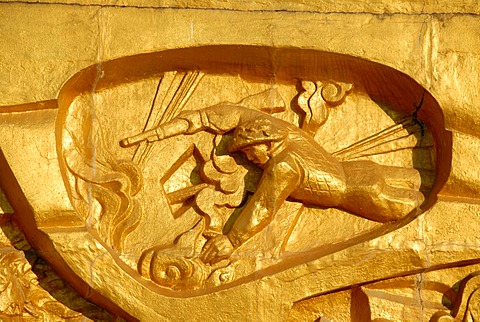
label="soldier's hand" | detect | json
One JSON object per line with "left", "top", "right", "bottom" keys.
{"left": 200, "top": 234, "right": 234, "bottom": 265}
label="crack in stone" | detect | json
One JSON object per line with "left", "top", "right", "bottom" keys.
{"left": 1, "top": 0, "right": 480, "bottom": 16}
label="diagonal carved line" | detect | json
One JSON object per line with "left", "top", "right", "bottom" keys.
{"left": 132, "top": 75, "right": 165, "bottom": 161}
{"left": 341, "top": 132, "right": 419, "bottom": 159}
{"left": 137, "top": 71, "right": 204, "bottom": 165}
{"left": 333, "top": 117, "right": 417, "bottom": 158}
{"left": 132, "top": 71, "right": 183, "bottom": 163}
{"left": 344, "top": 145, "right": 434, "bottom": 160}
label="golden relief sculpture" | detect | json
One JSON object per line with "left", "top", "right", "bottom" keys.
{"left": 0, "top": 241, "right": 91, "bottom": 321}
{"left": 118, "top": 88, "right": 425, "bottom": 289}
{"left": 47, "top": 45, "right": 443, "bottom": 305}
{"left": 57, "top": 47, "right": 437, "bottom": 293}
{"left": 3, "top": 42, "right": 480, "bottom": 321}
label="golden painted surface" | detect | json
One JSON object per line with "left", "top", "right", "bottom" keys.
{"left": 1, "top": 0, "right": 480, "bottom": 14}
{"left": 1, "top": 1, "right": 480, "bottom": 321}
{"left": 0, "top": 220, "right": 113, "bottom": 321}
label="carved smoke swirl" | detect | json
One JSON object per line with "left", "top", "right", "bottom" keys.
{"left": 150, "top": 253, "right": 206, "bottom": 291}
{"left": 63, "top": 96, "right": 142, "bottom": 252}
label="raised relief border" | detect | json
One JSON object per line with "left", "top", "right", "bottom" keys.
{"left": 2, "top": 46, "right": 461, "bottom": 320}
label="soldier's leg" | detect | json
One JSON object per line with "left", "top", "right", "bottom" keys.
{"left": 340, "top": 161, "right": 423, "bottom": 222}
{"left": 340, "top": 160, "right": 388, "bottom": 222}
{"left": 378, "top": 184, "right": 424, "bottom": 219}
{"left": 381, "top": 165, "right": 422, "bottom": 190}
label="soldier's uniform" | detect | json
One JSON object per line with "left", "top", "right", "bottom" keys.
{"left": 122, "top": 104, "right": 423, "bottom": 251}
{"left": 222, "top": 116, "right": 346, "bottom": 246}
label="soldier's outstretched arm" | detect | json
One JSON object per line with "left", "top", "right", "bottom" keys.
{"left": 120, "top": 105, "right": 250, "bottom": 147}
{"left": 120, "top": 117, "right": 190, "bottom": 147}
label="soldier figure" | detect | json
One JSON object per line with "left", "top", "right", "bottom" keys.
{"left": 121, "top": 104, "right": 424, "bottom": 264}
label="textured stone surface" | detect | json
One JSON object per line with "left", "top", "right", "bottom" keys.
{"left": 1, "top": 1, "right": 480, "bottom": 321}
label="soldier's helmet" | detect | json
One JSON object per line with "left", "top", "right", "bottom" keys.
{"left": 230, "top": 118, "right": 287, "bottom": 152}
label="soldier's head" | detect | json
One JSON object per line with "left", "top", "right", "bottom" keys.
{"left": 230, "top": 118, "right": 287, "bottom": 166}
